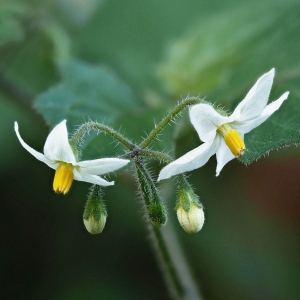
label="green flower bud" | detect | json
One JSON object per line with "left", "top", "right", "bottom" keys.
{"left": 135, "top": 163, "right": 168, "bottom": 228}
{"left": 176, "top": 177, "right": 204, "bottom": 234}
{"left": 148, "top": 201, "right": 167, "bottom": 228}
{"left": 83, "top": 185, "right": 107, "bottom": 234}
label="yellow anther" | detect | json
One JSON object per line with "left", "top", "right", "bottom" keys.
{"left": 53, "top": 163, "right": 74, "bottom": 194}
{"left": 218, "top": 124, "right": 245, "bottom": 157}
{"left": 224, "top": 130, "right": 245, "bottom": 157}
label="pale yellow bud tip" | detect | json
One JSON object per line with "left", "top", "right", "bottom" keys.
{"left": 53, "top": 163, "right": 74, "bottom": 194}
{"left": 177, "top": 204, "right": 205, "bottom": 234}
{"left": 84, "top": 215, "right": 107, "bottom": 234}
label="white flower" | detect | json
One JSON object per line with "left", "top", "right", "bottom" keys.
{"left": 14, "top": 120, "right": 130, "bottom": 194}
{"left": 158, "top": 69, "right": 289, "bottom": 180}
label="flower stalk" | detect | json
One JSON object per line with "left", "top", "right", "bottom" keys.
{"left": 140, "top": 97, "right": 202, "bottom": 149}
{"left": 69, "top": 121, "right": 134, "bottom": 159}
{"left": 138, "top": 149, "right": 173, "bottom": 164}
{"left": 142, "top": 187, "right": 203, "bottom": 300}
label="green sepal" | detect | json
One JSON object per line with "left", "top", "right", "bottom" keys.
{"left": 83, "top": 185, "right": 107, "bottom": 221}
{"left": 83, "top": 185, "right": 107, "bottom": 234}
{"left": 148, "top": 199, "right": 168, "bottom": 229}
{"left": 176, "top": 176, "right": 203, "bottom": 212}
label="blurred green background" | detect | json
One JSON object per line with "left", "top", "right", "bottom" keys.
{"left": 1, "top": 0, "right": 300, "bottom": 299}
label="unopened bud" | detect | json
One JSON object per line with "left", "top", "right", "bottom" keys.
{"left": 177, "top": 203, "right": 204, "bottom": 234}
{"left": 83, "top": 185, "right": 107, "bottom": 234}
{"left": 176, "top": 177, "right": 204, "bottom": 233}
{"left": 135, "top": 163, "right": 168, "bottom": 228}
{"left": 148, "top": 201, "right": 167, "bottom": 228}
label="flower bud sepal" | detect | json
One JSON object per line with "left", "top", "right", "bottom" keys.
{"left": 176, "top": 177, "right": 204, "bottom": 234}
{"left": 83, "top": 185, "right": 107, "bottom": 234}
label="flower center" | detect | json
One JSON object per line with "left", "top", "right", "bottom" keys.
{"left": 53, "top": 162, "right": 74, "bottom": 194}
{"left": 217, "top": 124, "right": 245, "bottom": 157}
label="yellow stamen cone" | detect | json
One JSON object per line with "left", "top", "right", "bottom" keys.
{"left": 53, "top": 163, "right": 74, "bottom": 194}
{"left": 224, "top": 129, "right": 245, "bottom": 157}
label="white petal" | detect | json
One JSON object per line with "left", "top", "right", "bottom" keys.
{"left": 14, "top": 122, "right": 58, "bottom": 169}
{"left": 190, "top": 104, "right": 235, "bottom": 142}
{"left": 232, "top": 69, "right": 275, "bottom": 122}
{"left": 158, "top": 139, "right": 218, "bottom": 181}
{"left": 233, "top": 92, "right": 289, "bottom": 134}
{"left": 215, "top": 135, "right": 237, "bottom": 176}
{"left": 43, "top": 120, "right": 76, "bottom": 164}
{"left": 74, "top": 169, "right": 114, "bottom": 186}
{"left": 77, "top": 158, "right": 130, "bottom": 175}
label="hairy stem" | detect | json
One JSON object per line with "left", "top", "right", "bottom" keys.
{"left": 150, "top": 225, "right": 184, "bottom": 300}
{"left": 140, "top": 97, "right": 202, "bottom": 149}
{"left": 69, "top": 121, "right": 134, "bottom": 157}
{"left": 135, "top": 162, "right": 182, "bottom": 299}
{"left": 138, "top": 149, "right": 173, "bottom": 163}
{"left": 135, "top": 161, "right": 202, "bottom": 300}
{"left": 157, "top": 222, "right": 203, "bottom": 300}
{"left": 143, "top": 197, "right": 203, "bottom": 300}
{"left": 135, "top": 161, "right": 159, "bottom": 198}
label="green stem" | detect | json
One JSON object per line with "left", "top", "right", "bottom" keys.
{"left": 157, "top": 222, "right": 204, "bottom": 300}
{"left": 138, "top": 149, "right": 173, "bottom": 163}
{"left": 150, "top": 226, "right": 184, "bottom": 300}
{"left": 135, "top": 161, "right": 159, "bottom": 197}
{"left": 140, "top": 97, "right": 202, "bottom": 149}
{"left": 135, "top": 162, "right": 182, "bottom": 299}
{"left": 144, "top": 198, "right": 203, "bottom": 300}
{"left": 69, "top": 121, "right": 134, "bottom": 157}
{"left": 135, "top": 161, "right": 202, "bottom": 299}
{"left": 135, "top": 162, "right": 154, "bottom": 207}
{"left": 138, "top": 150, "right": 189, "bottom": 188}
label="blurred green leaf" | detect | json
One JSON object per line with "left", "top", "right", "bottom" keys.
{"left": 158, "top": 1, "right": 300, "bottom": 100}
{"left": 0, "top": 3, "right": 26, "bottom": 47}
{"left": 53, "top": 0, "right": 103, "bottom": 27}
{"left": 34, "top": 59, "right": 139, "bottom": 130}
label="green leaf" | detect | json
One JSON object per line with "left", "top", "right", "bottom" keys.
{"left": 34, "top": 59, "right": 139, "bottom": 130}
{"left": 53, "top": 0, "right": 101, "bottom": 27}
{"left": 158, "top": 1, "right": 300, "bottom": 101}
{"left": 0, "top": 3, "right": 26, "bottom": 47}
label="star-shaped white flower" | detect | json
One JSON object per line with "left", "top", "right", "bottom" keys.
{"left": 15, "top": 120, "right": 130, "bottom": 194}
{"left": 158, "top": 69, "right": 289, "bottom": 180}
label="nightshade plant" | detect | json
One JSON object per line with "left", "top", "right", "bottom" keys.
{"left": 14, "top": 68, "right": 291, "bottom": 300}
{"left": 15, "top": 69, "right": 288, "bottom": 298}
{"left": 15, "top": 68, "right": 288, "bottom": 235}
{"left": 2, "top": 2, "right": 300, "bottom": 299}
